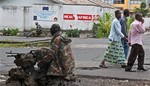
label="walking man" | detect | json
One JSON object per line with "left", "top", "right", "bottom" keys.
{"left": 120, "top": 9, "right": 130, "bottom": 68}
{"left": 120, "top": 9, "right": 130, "bottom": 59}
{"left": 125, "top": 13, "right": 147, "bottom": 72}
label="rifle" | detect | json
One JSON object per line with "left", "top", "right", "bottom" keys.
{"left": 6, "top": 51, "right": 25, "bottom": 59}
{"left": 6, "top": 50, "right": 37, "bottom": 73}
{"left": 6, "top": 50, "right": 37, "bottom": 58}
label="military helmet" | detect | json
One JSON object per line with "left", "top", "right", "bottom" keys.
{"left": 50, "top": 24, "right": 61, "bottom": 36}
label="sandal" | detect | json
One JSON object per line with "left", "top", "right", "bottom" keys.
{"left": 99, "top": 64, "right": 108, "bottom": 68}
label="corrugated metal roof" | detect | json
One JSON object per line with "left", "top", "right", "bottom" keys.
{"left": 58, "top": 0, "right": 100, "bottom": 6}
{"left": 87, "top": 0, "right": 115, "bottom": 8}
{"left": 57, "top": 0, "right": 115, "bottom": 8}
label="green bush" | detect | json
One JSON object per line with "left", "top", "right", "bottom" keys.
{"left": 66, "top": 29, "right": 80, "bottom": 37}
{"left": 93, "top": 13, "right": 113, "bottom": 38}
{"left": 2, "top": 28, "right": 19, "bottom": 36}
{"left": 134, "top": 1, "right": 149, "bottom": 17}
{"left": 127, "top": 17, "right": 134, "bottom": 31}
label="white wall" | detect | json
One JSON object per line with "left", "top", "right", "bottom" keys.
{"left": 0, "top": 0, "right": 115, "bottom": 31}
{"left": 0, "top": 6, "right": 33, "bottom": 31}
{"left": 0, "top": 7, "right": 2, "bottom": 27}
{"left": 0, "top": 0, "right": 33, "bottom": 6}
{"left": 0, "top": 0, "right": 55, "bottom": 6}
{"left": 24, "top": 7, "right": 33, "bottom": 30}
{"left": 0, "top": 6, "right": 23, "bottom": 30}
{"left": 62, "top": 5, "right": 103, "bottom": 30}
{"left": 32, "top": 4, "right": 61, "bottom": 29}
{"left": 103, "top": 8, "right": 116, "bottom": 15}
{"left": 144, "top": 18, "right": 150, "bottom": 28}
{"left": 0, "top": 0, "right": 56, "bottom": 31}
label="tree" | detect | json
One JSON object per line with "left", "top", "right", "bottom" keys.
{"left": 133, "top": 1, "right": 149, "bottom": 17}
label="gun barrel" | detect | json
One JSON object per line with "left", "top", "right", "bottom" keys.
{"left": 6, "top": 51, "right": 12, "bottom": 54}
{"left": 6, "top": 52, "right": 24, "bottom": 55}
{"left": 7, "top": 55, "right": 17, "bottom": 57}
{"left": 6, "top": 51, "right": 25, "bottom": 58}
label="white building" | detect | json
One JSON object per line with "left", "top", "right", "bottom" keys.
{"left": 0, "top": 0, "right": 116, "bottom": 31}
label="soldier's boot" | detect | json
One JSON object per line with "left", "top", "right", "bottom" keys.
{"left": 36, "top": 77, "right": 47, "bottom": 86}
{"left": 6, "top": 78, "right": 22, "bottom": 86}
{"left": 24, "top": 76, "right": 38, "bottom": 86}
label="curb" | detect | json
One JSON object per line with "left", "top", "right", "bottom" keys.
{"left": 76, "top": 74, "right": 150, "bottom": 81}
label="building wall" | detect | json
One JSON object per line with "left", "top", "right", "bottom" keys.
{"left": 62, "top": 5, "right": 104, "bottom": 30}
{"left": 0, "top": 6, "right": 33, "bottom": 31}
{"left": 24, "top": 7, "right": 33, "bottom": 30}
{"left": 0, "top": 0, "right": 33, "bottom": 6}
{"left": 113, "top": 0, "right": 129, "bottom": 10}
{"left": 0, "top": 7, "right": 2, "bottom": 27}
{"left": 0, "top": 4, "right": 107, "bottom": 31}
{"left": 0, "top": 0, "right": 116, "bottom": 31}
{"left": 144, "top": 18, "right": 150, "bottom": 28}
{"left": 0, "top": 0, "right": 55, "bottom": 6}
{"left": 103, "top": 0, "right": 142, "bottom": 12}
{"left": 32, "top": 4, "right": 62, "bottom": 29}
{"left": 0, "top": 6, "right": 23, "bottom": 30}
{"left": 129, "top": 4, "right": 140, "bottom": 12}
{"left": 0, "top": 0, "right": 56, "bottom": 31}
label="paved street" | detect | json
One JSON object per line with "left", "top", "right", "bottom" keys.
{"left": 72, "top": 35, "right": 150, "bottom": 80}
{"left": 0, "top": 34, "right": 150, "bottom": 83}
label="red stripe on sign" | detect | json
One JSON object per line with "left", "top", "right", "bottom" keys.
{"left": 77, "top": 14, "right": 92, "bottom": 21}
{"left": 63, "top": 14, "right": 75, "bottom": 20}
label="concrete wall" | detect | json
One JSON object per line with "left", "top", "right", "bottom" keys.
{"left": 0, "top": 0, "right": 56, "bottom": 31}
{"left": 103, "top": 8, "right": 116, "bottom": 14}
{"left": 0, "top": 0, "right": 55, "bottom": 6}
{"left": 144, "top": 18, "right": 150, "bottom": 28}
{"left": 32, "top": 4, "right": 62, "bottom": 29}
{"left": 0, "top": 6, "right": 33, "bottom": 31}
{"left": 0, "top": 0, "right": 117, "bottom": 31}
{"left": 62, "top": 5, "right": 104, "bottom": 30}
{"left": 0, "top": 6, "right": 23, "bottom": 30}
{"left": 24, "top": 7, "right": 33, "bottom": 30}
{"left": 0, "top": 7, "right": 2, "bottom": 27}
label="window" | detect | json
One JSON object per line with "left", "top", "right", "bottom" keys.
{"left": 130, "top": 0, "right": 142, "bottom": 4}
{"left": 102, "top": 0, "right": 112, "bottom": 4}
{"left": 43, "top": 7, "right": 49, "bottom": 10}
{"left": 33, "top": 16, "right": 37, "bottom": 20}
{"left": 114, "top": 0, "right": 124, "bottom": 4}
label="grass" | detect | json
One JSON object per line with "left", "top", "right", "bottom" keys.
{"left": 0, "top": 42, "right": 50, "bottom": 48}
{"left": 0, "top": 43, "right": 26, "bottom": 48}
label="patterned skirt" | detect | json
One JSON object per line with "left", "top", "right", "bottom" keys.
{"left": 103, "top": 39, "right": 126, "bottom": 64}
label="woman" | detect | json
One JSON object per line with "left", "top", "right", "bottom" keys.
{"left": 100, "top": 10, "right": 127, "bottom": 68}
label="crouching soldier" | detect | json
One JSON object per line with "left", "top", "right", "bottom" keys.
{"left": 37, "top": 24, "right": 75, "bottom": 86}
{"left": 26, "top": 22, "right": 42, "bottom": 37}
{"left": 6, "top": 24, "right": 76, "bottom": 86}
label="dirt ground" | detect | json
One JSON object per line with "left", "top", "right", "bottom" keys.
{"left": 78, "top": 76, "right": 150, "bottom": 86}
{"left": 0, "top": 76, "right": 150, "bottom": 86}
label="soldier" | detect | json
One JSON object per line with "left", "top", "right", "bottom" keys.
{"left": 26, "top": 22, "right": 42, "bottom": 37}
{"left": 45, "top": 24, "right": 74, "bottom": 77}
{"left": 37, "top": 24, "right": 75, "bottom": 85}
{"left": 6, "top": 24, "right": 76, "bottom": 86}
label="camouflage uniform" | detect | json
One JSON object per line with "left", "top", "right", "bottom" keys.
{"left": 27, "top": 24, "right": 42, "bottom": 37}
{"left": 35, "top": 24, "right": 42, "bottom": 36}
{"left": 6, "top": 24, "right": 76, "bottom": 86}
{"left": 43, "top": 31, "right": 75, "bottom": 80}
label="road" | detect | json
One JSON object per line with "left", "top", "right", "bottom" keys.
{"left": 0, "top": 35, "right": 150, "bottom": 73}
{"left": 0, "top": 35, "right": 150, "bottom": 85}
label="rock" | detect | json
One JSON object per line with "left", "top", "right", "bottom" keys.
{"left": 0, "top": 75, "right": 6, "bottom": 83}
